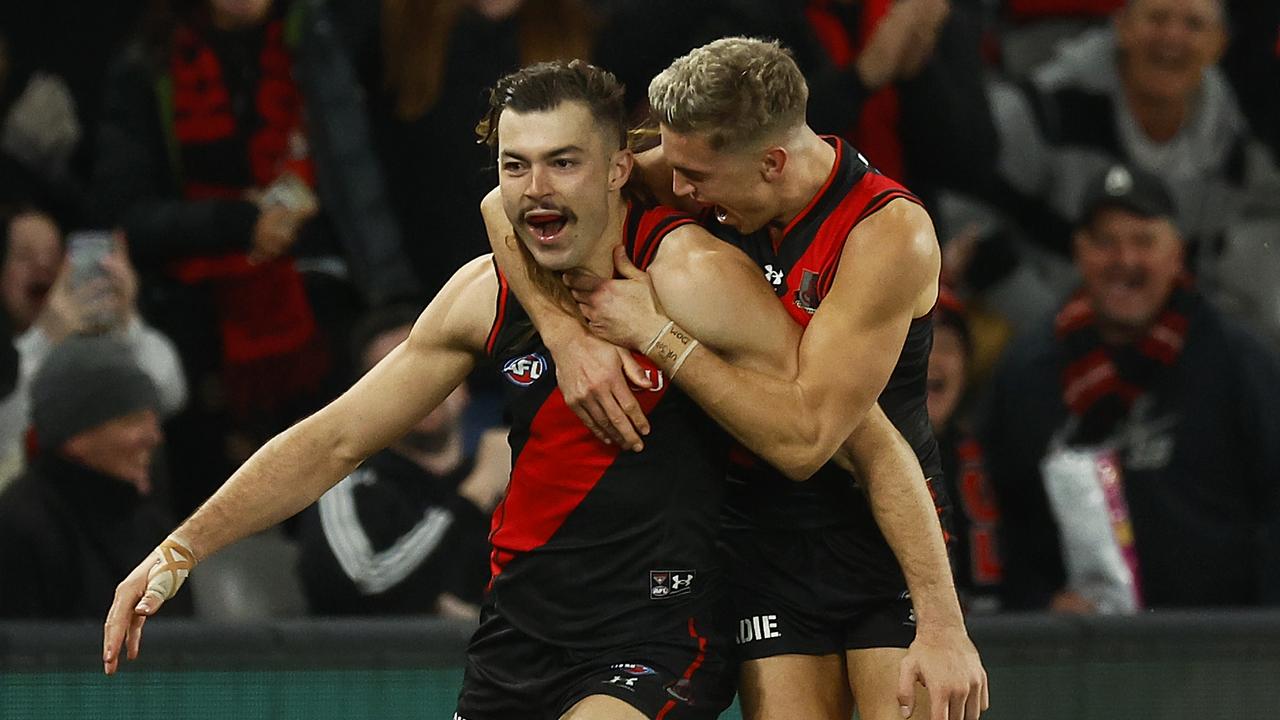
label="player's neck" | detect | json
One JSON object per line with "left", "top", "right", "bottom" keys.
{"left": 578, "top": 194, "right": 630, "bottom": 279}
{"left": 775, "top": 129, "right": 837, "bottom": 227}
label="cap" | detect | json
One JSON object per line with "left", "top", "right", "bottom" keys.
{"left": 1079, "top": 163, "right": 1177, "bottom": 225}
{"left": 30, "top": 334, "right": 160, "bottom": 449}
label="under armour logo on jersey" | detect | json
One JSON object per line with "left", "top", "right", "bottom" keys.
{"left": 650, "top": 570, "right": 695, "bottom": 599}
{"left": 737, "top": 614, "right": 782, "bottom": 644}
{"left": 763, "top": 264, "right": 785, "bottom": 287}
{"left": 605, "top": 675, "right": 640, "bottom": 691}
{"left": 502, "top": 353, "right": 547, "bottom": 386}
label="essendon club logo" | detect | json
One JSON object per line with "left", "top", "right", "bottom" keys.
{"left": 793, "top": 269, "right": 820, "bottom": 314}
{"left": 502, "top": 353, "right": 547, "bottom": 386}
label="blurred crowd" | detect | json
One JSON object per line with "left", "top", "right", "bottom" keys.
{"left": 0, "top": 0, "right": 1276, "bottom": 620}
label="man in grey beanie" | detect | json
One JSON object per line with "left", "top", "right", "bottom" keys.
{"left": 0, "top": 335, "right": 191, "bottom": 618}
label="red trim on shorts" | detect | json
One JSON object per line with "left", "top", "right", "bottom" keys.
{"left": 655, "top": 618, "right": 709, "bottom": 719}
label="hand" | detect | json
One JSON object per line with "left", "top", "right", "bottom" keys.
{"left": 103, "top": 539, "right": 196, "bottom": 675}
{"left": 35, "top": 259, "right": 88, "bottom": 342}
{"left": 898, "top": 627, "right": 989, "bottom": 719}
{"left": 854, "top": 0, "right": 920, "bottom": 91}
{"left": 97, "top": 234, "right": 138, "bottom": 327}
{"left": 0, "top": 72, "right": 81, "bottom": 172}
{"left": 1050, "top": 590, "right": 1096, "bottom": 614}
{"left": 248, "top": 205, "right": 304, "bottom": 264}
{"left": 941, "top": 224, "right": 981, "bottom": 287}
{"left": 897, "top": 0, "right": 950, "bottom": 80}
{"left": 563, "top": 245, "right": 669, "bottom": 351}
{"left": 546, "top": 328, "right": 653, "bottom": 451}
{"left": 457, "top": 428, "right": 514, "bottom": 511}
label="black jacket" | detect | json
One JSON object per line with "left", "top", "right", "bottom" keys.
{"left": 295, "top": 449, "right": 491, "bottom": 615}
{"left": 982, "top": 297, "right": 1280, "bottom": 609}
{"left": 0, "top": 453, "right": 192, "bottom": 619}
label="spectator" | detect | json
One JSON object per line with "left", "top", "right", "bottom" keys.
{"left": 0, "top": 207, "right": 60, "bottom": 335}
{"left": 90, "top": 0, "right": 366, "bottom": 513}
{"left": 929, "top": 288, "right": 1003, "bottom": 613}
{"left": 295, "top": 306, "right": 507, "bottom": 619}
{"left": 597, "top": 0, "right": 996, "bottom": 211}
{"left": 0, "top": 335, "right": 192, "bottom": 618}
{"left": 986, "top": 0, "right": 1280, "bottom": 261}
{"left": 0, "top": 210, "right": 186, "bottom": 490}
{"left": 983, "top": 163, "right": 1280, "bottom": 611}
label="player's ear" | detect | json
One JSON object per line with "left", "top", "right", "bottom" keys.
{"left": 609, "top": 148, "right": 635, "bottom": 191}
{"left": 761, "top": 146, "right": 787, "bottom": 182}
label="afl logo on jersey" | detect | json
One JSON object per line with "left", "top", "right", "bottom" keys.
{"left": 502, "top": 353, "right": 547, "bottom": 386}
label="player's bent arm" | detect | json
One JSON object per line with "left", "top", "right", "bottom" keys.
{"left": 834, "top": 406, "right": 964, "bottom": 632}
{"left": 647, "top": 202, "right": 938, "bottom": 479}
{"left": 481, "top": 187, "right": 649, "bottom": 449}
{"left": 647, "top": 225, "right": 801, "bottom": 378}
{"left": 102, "top": 257, "right": 497, "bottom": 673}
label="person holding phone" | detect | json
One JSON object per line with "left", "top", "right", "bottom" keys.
{"left": 0, "top": 208, "right": 186, "bottom": 489}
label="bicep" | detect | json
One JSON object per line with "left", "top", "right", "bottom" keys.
{"left": 320, "top": 257, "right": 496, "bottom": 462}
{"left": 797, "top": 202, "right": 938, "bottom": 406}
{"left": 651, "top": 230, "right": 801, "bottom": 378}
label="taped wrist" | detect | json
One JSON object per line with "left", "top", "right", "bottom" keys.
{"left": 645, "top": 321, "right": 700, "bottom": 379}
{"left": 145, "top": 535, "right": 197, "bottom": 602}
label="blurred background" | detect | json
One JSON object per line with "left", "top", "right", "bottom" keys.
{"left": 0, "top": 0, "right": 1276, "bottom": 717}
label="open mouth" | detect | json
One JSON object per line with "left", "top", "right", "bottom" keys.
{"left": 525, "top": 209, "right": 569, "bottom": 243}
{"left": 714, "top": 205, "right": 729, "bottom": 224}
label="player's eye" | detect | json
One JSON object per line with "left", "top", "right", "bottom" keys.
{"left": 502, "top": 161, "right": 526, "bottom": 174}
{"left": 553, "top": 158, "right": 576, "bottom": 169}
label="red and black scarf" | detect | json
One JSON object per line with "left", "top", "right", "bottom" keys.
{"left": 169, "top": 16, "right": 327, "bottom": 420}
{"left": 805, "top": 0, "right": 904, "bottom": 181}
{"left": 1055, "top": 280, "right": 1196, "bottom": 444}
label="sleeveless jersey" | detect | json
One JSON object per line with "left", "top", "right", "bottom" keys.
{"left": 712, "top": 136, "right": 942, "bottom": 530}
{"left": 484, "top": 205, "right": 729, "bottom": 649}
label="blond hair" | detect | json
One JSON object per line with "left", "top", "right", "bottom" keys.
{"left": 647, "top": 37, "right": 808, "bottom": 152}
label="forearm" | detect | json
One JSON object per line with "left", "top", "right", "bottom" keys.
{"left": 855, "top": 433, "right": 965, "bottom": 632}
{"left": 122, "top": 199, "right": 258, "bottom": 260}
{"left": 173, "top": 415, "right": 361, "bottom": 562}
{"left": 645, "top": 324, "right": 870, "bottom": 479}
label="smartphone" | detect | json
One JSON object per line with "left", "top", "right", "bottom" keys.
{"left": 261, "top": 172, "right": 318, "bottom": 215}
{"left": 66, "top": 230, "right": 114, "bottom": 291}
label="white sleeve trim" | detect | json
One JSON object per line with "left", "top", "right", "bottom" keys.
{"left": 318, "top": 469, "right": 455, "bottom": 596}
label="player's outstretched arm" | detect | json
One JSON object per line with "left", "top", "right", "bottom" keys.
{"left": 570, "top": 200, "right": 939, "bottom": 479}
{"left": 836, "top": 409, "right": 989, "bottom": 720}
{"left": 481, "top": 187, "right": 652, "bottom": 451}
{"left": 102, "top": 256, "right": 497, "bottom": 675}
